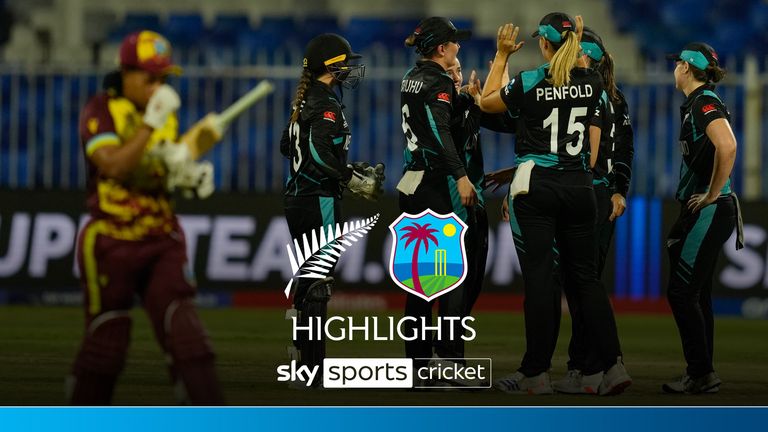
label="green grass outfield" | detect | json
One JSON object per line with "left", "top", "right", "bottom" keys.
{"left": 1, "top": 306, "right": 767, "bottom": 406}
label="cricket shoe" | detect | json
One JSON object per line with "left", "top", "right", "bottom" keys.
{"left": 598, "top": 357, "right": 632, "bottom": 396}
{"left": 662, "top": 372, "right": 721, "bottom": 394}
{"left": 494, "top": 371, "right": 553, "bottom": 395}
{"left": 426, "top": 356, "right": 489, "bottom": 389}
{"left": 552, "top": 369, "right": 602, "bottom": 394}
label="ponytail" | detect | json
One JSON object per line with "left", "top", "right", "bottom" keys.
{"left": 596, "top": 52, "right": 619, "bottom": 103}
{"left": 290, "top": 69, "right": 313, "bottom": 123}
{"left": 547, "top": 31, "right": 581, "bottom": 87}
{"left": 691, "top": 63, "right": 727, "bottom": 84}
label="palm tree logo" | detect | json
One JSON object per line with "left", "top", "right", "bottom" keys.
{"left": 388, "top": 209, "right": 469, "bottom": 301}
{"left": 399, "top": 223, "right": 438, "bottom": 296}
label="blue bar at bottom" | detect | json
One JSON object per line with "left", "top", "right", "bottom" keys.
{"left": 0, "top": 407, "right": 766, "bottom": 432}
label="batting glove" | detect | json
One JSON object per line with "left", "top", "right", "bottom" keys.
{"left": 143, "top": 84, "right": 181, "bottom": 130}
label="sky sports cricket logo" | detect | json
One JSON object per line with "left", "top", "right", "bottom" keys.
{"left": 388, "top": 209, "right": 468, "bottom": 302}
{"left": 277, "top": 358, "right": 491, "bottom": 389}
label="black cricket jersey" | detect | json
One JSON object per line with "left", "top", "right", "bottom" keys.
{"left": 280, "top": 80, "right": 353, "bottom": 198}
{"left": 400, "top": 60, "right": 467, "bottom": 180}
{"left": 451, "top": 91, "right": 517, "bottom": 207}
{"left": 590, "top": 90, "right": 615, "bottom": 186}
{"left": 676, "top": 84, "right": 732, "bottom": 201}
{"left": 500, "top": 64, "right": 603, "bottom": 171}
{"left": 611, "top": 90, "right": 634, "bottom": 197}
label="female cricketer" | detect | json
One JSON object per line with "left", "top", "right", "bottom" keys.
{"left": 280, "top": 33, "right": 381, "bottom": 386}
{"left": 397, "top": 17, "right": 477, "bottom": 378}
{"left": 479, "top": 13, "right": 630, "bottom": 395}
{"left": 69, "top": 31, "right": 222, "bottom": 405}
{"left": 662, "top": 42, "right": 742, "bottom": 394}
{"left": 554, "top": 26, "right": 635, "bottom": 394}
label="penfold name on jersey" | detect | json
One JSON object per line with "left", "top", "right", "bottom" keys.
{"left": 401, "top": 79, "right": 424, "bottom": 94}
{"left": 536, "top": 84, "right": 594, "bottom": 101}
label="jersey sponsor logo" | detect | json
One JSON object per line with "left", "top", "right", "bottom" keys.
{"left": 323, "top": 111, "right": 337, "bottom": 122}
{"left": 702, "top": 103, "right": 718, "bottom": 115}
{"left": 437, "top": 92, "right": 451, "bottom": 103}
{"left": 87, "top": 118, "right": 99, "bottom": 134}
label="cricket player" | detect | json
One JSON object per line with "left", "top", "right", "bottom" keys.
{"left": 480, "top": 14, "right": 630, "bottom": 395}
{"left": 663, "top": 42, "right": 742, "bottom": 394}
{"left": 68, "top": 30, "right": 222, "bottom": 405}
{"left": 398, "top": 17, "right": 477, "bottom": 381}
{"left": 446, "top": 58, "right": 516, "bottom": 316}
{"left": 554, "top": 27, "right": 635, "bottom": 394}
{"left": 280, "top": 33, "right": 382, "bottom": 387}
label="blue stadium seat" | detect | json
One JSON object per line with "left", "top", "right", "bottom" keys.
{"left": 107, "top": 13, "right": 162, "bottom": 42}
{"left": 300, "top": 16, "right": 340, "bottom": 44}
{"left": 208, "top": 15, "right": 251, "bottom": 46}
{"left": 165, "top": 13, "right": 205, "bottom": 47}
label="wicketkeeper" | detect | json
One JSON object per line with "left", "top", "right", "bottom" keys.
{"left": 280, "top": 33, "right": 384, "bottom": 388}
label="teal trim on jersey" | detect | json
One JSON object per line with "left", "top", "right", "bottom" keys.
{"left": 299, "top": 172, "right": 321, "bottom": 185}
{"left": 679, "top": 204, "right": 716, "bottom": 271}
{"left": 689, "top": 113, "right": 704, "bottom": 141}
{"left": 402, "top": 66, "right": 415, "bottom": 80}
{"left": 601, "top": 90, "right": 609, "bottom": 105}
{"left": 593, "top": 177, "right": 610, "bottom": 186}
{"left": 517, "top": 153, "right": 559, "bottom": 168}
{"left": 424, "top": 104, "right": 444, "bottom": 148}
{"left": 581, "top": 41, "right": 604, "bottom": 61}
{"left": 309, "top": 127, "right": 332, "bottom": 171}
{"left": 680, "top": 50, "right": 709, "bottom": 70}
{"left": 319, "top": 196, "right": 335, "bottom": 228}
{"left": 701, "top": 90, "right": 722, "bottom": 102}
{"left": 705, "top": 177, "right": 733, "bottom": 195}
{"left": 507, "top": 194, "right": 526, "bottom": 254}
{"left": 447, "top": 176, "right": 469, "bottom": 222}
{"left": 332, "top": 137, "right": 344, "bottom": 145}
{"left": 521, "top": 64, "right": 548, "bottom": 94}
{"left": 676, "top": 160, "right": 698, "bottom": 201}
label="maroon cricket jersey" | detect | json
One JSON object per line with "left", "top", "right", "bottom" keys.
{"left": 79, "top": 92, "right": 180, "bottom": 240}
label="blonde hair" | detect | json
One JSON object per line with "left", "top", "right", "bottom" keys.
{"left": 547, "top": 31, "right": 581, "bottom": 87}
{"left": 290, "top": 69, "right": 313, "bottom": 122}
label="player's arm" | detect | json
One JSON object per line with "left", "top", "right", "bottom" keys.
{"left": 480, "top": 23, "right": 523, "bottom": 113}
{"left": 688, "top": 98, "right": 735, "bottom": 212}
{"left": 307, "top": 107, "right": 353, "bottom": 183}
{"left": 279, "top": 124, "right": 291, "bottom": 158}
{"left": 588, "top": 97, "right": 605, "bottom": 169}
{"left": 427, "top": 82, "right": 476, "bottom": 206}
{"left": 612, "top": 94, "right": 634, "bottom": 197}
{"left": 89, "top": 85, "right": 180, "bottom": 181}
{"left": 89, "top": 127, "right": 154, "bottom": 181}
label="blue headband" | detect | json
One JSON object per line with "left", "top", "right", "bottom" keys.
{"left": 679, "top": 49, "right": 709, "bottom": 70}
{"left": 537, "top": 24, "right": 562, "bottom": 43}
{"left": 581, "top": 41, "right": 604, "bottom": 61}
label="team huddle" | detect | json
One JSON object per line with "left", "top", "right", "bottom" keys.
{"left": 71, "top": 11, "right": 740, "bottom": 404}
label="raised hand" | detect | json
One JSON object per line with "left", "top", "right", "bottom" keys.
{"left": 496, "top": 23, "right": 525, "bottom": 56}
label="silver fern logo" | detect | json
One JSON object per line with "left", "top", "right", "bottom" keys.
{"left": 284, "top": 214, "right": 380, "bottom": 297}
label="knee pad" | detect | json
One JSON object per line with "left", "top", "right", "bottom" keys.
{"left": 299, "top": 277, "right": 333, "bottom": 319}
{"left": 295, "top": 277, "right": 333, "bottom": 368}
{"left": 75, "top": 311, "right": 132, "bottom": 376}
{"left": 164, "top": 299, "right": 215, "bottom": 363}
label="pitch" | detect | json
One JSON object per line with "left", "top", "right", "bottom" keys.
{"left": 0, "top": 306, "right": 766, "bottom": 405}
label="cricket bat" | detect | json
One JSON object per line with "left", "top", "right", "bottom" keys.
{"left": 180, "top": 80, "right": 275, "bottom": 160}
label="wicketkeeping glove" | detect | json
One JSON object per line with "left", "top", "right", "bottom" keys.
{"left": 346, "top": 162, "right": 385, "bottom": 201}
{"left": 143, "top": 84, "right": 181, "bottom": 129}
